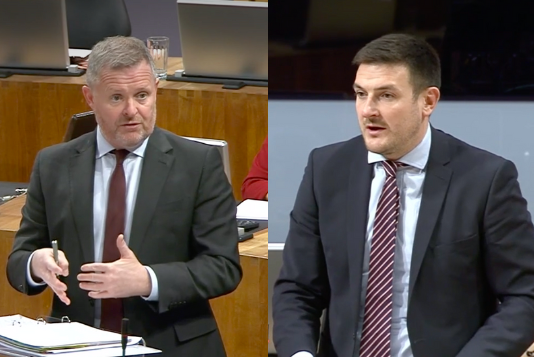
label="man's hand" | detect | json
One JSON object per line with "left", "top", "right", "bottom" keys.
{"left": 30, "top": 248, "right": 70, "bottom": 305}
{"left": 77, "top": 234, "right": 152, "bottom": 299}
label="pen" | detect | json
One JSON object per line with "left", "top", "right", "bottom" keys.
{"left": 51, "top": 240, "right": 59, "bottom": 266}
{"left": 121, "top": 318, "right": 129, "bottom": 357}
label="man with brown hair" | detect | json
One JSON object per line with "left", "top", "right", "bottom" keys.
{"left": 273, "top": 33, "right": 534, "bottom": 357}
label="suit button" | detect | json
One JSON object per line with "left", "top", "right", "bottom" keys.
{"left": 18, "top": 285, "right": 23, "bottom": 291}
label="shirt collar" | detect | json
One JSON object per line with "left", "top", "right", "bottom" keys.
{"left": 367, "top": 123, "right": 431, "bottom": 170}
{"left": 95, "top": 125, "right": 149, "bottom": 159}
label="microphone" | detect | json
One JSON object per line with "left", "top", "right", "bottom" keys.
{"left": 121, "top": 318, "right": 129, "bottom": 357}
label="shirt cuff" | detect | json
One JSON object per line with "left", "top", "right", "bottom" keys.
{"left": 141, "top": 266, "right": 159, "bottom": 301}
{"left": 26, "top": 251, "right": 46, "bottom": 287}
{"left": 292, "top": 352, "right": 314, "bottom": 357}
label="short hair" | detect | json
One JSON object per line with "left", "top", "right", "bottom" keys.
{"left": 86, "top": 36, "right": 157, "bottom": 87}
{"left": 352, "top": 33, "right": 441, "bottom": 95}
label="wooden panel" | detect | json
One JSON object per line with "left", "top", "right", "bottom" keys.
{"left": 210, "top": 229, "right": 268, "bottom": 356}
{"left": 0, "top": 196, "right": 268, "bottom": 357}
{"left": 0, "top": 58, "right": 267, "bottom": 200}
{"left": 0, "top": 198, "right": 53, "bottom": 319}
{"left": 211, "top": 255, "right": 267, "bottom": 357}
{"left": 0, "top": 230, "right": 53, "bottom": 319}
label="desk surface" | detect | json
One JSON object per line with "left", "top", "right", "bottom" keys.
{"left": 1, "top": 58, "right": 268, "bottom": 96}
{"left": 0, "top": 196, "right": 24, "bottom": 233}
{"left": 241, "top": 229, "right": 268, "bottom": 258}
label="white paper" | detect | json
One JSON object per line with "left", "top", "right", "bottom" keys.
{"left": 0, "top": 344, "right": 161, "bottom": 356}
{"left": 0, "top": 321, "right": 123, "bottom": 348}
{"left": 0, "top": 315, "right": 147, "bottom": 355}
{"left": 237, "top": 199, "right": 268, "bottom": 220}
{"left": 48, "top": 345, "right": 161, "bottom": 356}
{"left": 68, "top": 49, "right": 91, "bottom": 58}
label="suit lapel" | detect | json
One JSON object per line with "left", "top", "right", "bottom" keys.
{"left": 128, "top": 128, "right": 174, "bottom": 253}
{"left": 346, "top": 138, "right": 373, "bottom": 317}
{"left": 409, "top": 128, "right": 452, "bottom": 298}
{"left": 70, "top": 132, "right": 97, "bottom": 264}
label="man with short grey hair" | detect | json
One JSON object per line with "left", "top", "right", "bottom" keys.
{"left": 7, "top": 36, "right": 241, "bottom": 356}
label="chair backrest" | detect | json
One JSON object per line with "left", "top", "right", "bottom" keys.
{"left": 63, "top": 111, "right": 232, "bottom": 183}
{"left": 63, "top": 111, "right": 97, "bottom": 142}
{"left": 65, "top": 0, "right": 131, "bottom": 49}
{"left": 181, "top": 136, "right": 232, "bottom": 184}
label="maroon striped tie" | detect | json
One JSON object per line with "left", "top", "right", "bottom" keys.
{"left": 359, "top": 160, "right": 405, "bottom": 357}
{"left": 100, "top": 149, "right": 128, "bottom": 332}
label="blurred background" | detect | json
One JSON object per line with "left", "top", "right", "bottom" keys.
{"left": 269, "top": 0, "right": 534, "bottom": 98}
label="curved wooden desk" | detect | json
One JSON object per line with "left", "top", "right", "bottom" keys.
{"left": 0, "top": 58, "right": 267, "bottom": 200}
{"left": 0, "top": 196, "right": 267, "bottom": 357}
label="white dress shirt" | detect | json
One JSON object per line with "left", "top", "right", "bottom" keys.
{"left": 27, "top": 126, "right": 159, "bottom": 327}
{"left": 291, "top": 125, "right": 431, "bottom": 357}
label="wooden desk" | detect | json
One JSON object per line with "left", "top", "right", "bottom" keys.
{"left": 0, "top": 57, "right": 267, "bottom": 200}
{"left": 0, "top": 196, "right": 267, "bottom": 357}
{"left": 211, "top": 229, "right": 268, "bottom": 357}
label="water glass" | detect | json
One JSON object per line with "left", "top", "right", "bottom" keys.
{"left": 147, "top": 36, "right": 169, "bottom": 79}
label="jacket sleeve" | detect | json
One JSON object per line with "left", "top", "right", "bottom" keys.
{"left": 457, "top": 160, "right": 534, "bottom": 357}
{"left": 272, "top": 149, "right": 329, "bottom": 357}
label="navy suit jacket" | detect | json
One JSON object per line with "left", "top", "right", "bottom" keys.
{"left": 273, "top": 127, "right": 534, "bottom": 357}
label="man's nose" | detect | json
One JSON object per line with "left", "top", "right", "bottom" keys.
{"left": 122, "top": 98, "right": 138, "bottom": 118}
{"left": 360, "top": 97, "right": 379, "bottom": 118}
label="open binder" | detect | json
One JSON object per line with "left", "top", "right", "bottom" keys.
{"left": 0, "top": 315, "right": 161, "bottom": 356}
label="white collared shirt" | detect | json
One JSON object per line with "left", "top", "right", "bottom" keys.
{"left": 92, "top": 127, "right": 159, "bottom": 326}
{"left": 292, "top": 124, "right": 431, "bottom": 357}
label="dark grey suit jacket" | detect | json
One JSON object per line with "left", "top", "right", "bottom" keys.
{"left": 7, "top": 127, "right": 242, "bottom": 357}
{"left": 273, "top": 127, "right": 534, "bottom": 357}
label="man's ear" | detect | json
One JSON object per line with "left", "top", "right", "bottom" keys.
{"left": 422, "top": 86, "right": 440, "bottom": 117}
{"left": 82, "top": 85, "right": 95, "bottom": 109}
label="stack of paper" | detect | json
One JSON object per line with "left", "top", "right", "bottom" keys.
{"left": 237, "top": 199, "right": 268, "bottom": 220}
{"left": 0, "top": 315, "right": 161, "bottom": 356}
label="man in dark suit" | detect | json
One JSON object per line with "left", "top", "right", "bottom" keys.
{"left": 6, "top": 36, "right": 241, "bottom": 356}
{"left": 272, "top": 33, "right": 534, "bottom": 357}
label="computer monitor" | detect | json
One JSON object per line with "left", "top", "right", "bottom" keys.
{"left": 0, "top": 0, "right": 70, "bottom": 70}
{"left": 182, "top": 136, "right": 232, "bottom": 184}
{"left": 176, "top": 0, "right": 268, "bottom": 81}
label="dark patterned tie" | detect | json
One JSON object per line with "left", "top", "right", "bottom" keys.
{"left": 359, "top": 160, "right": 405, "bottom": 357}
{"left": 100, "top": 149, "right": 128, "bottom": 332}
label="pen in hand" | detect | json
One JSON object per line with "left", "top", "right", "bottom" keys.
{"left": 51, "top": 240, "right": 59, "bottom": 274}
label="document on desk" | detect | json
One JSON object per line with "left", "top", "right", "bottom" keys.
{"left": 237, "top": 199, "right": 268, "bottom": 220}
{"left": 0, "top": 345, "right": 160, "bottom": 356}
{"left": 0, "top": 315, "right": 161, "bottom": 355}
